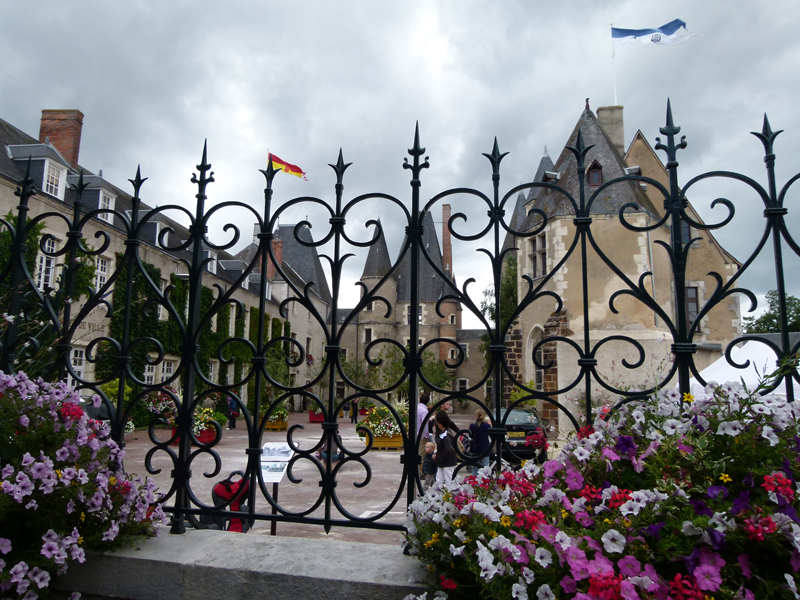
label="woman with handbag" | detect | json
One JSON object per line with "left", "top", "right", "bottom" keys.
{"left": 227, "top": 396, "right": 238, "bottom": 430}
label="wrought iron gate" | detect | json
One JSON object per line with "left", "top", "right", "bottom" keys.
{"left": 1, "top": 102, "right": 798, "bottom": 534}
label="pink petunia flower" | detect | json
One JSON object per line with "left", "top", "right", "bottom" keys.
{"left": 617, "top": 555, "right": 642, "bottom": 577}
{"left": 694, "top": 564, "right": 723, "bottom": 592}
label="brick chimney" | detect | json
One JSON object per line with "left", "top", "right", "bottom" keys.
{"left": 266, "top": 238, "right": 283, "bottom": 280}
{"left": 596, "top": 106, "right": 625, "bottom": 157}
{"left": 442, "top": 204, "right": 452, "bottom": 279}
{"left": 39, "top": 110, "right": 84, "bottom": 167}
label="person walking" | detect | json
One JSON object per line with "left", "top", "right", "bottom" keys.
{"left": 417, "top": 393, "right": 431, "bottom": 476}
{"left": 350, "top": 398, "right": 359, "bottom": 423}
{"left": 468, "top": 409, "right": 491, "bottom": 475}
{"left": 226, "top": 396, "right": 238, "bottom": 430}
{"left": 433, "top": 410, "right": 457, "bottom": 487}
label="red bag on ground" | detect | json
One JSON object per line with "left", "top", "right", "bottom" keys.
{"left": 212, "top": 471, "right": 250, "bottom": 532}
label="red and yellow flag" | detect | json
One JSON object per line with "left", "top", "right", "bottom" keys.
{"left": 268, "top": 153, "right": 307, "bottom": 180}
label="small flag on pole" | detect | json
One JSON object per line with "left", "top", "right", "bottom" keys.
{"left": 268, "top": 153, "right": 307, "bottom": 180}
{"left": 612, "top": 19, "right": 692, "bottom": 47}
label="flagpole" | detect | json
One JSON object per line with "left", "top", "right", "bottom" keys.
{"left": 611, "top": 23, "right": 618, "bottom": 105}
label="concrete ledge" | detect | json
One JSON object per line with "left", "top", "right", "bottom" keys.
{"left": 54, "top": 529, "right": 428, "bottom": 600}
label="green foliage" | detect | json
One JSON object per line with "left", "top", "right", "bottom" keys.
{"left": 246, "top": 313, "right": 291, "bottom": 413}
{"left": 479, "top": 255, "right": 518, "bottom": 367}
{"left": 377, "top": 345, "right": 453, "bottom": 400}
{"left": 95, "top": 258, "right": 162, "bottom": 385}
{"left": 743, "top": 289, "right": 800, "bottom": 333}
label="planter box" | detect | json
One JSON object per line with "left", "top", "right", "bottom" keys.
{"left": 366, "top": 435, "right": 403, "bottom": 450}
{"left": 264, "top": 418, "right": 288, "bottom": 431}
{"left": 170, "top": 427, "right": 218, "bottom": 445}
{"left": 308, "top": 411, "right": 325, "bottom": 423}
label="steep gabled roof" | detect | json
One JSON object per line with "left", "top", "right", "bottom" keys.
{"left": 276, "top": 223, "right": 333, "bottom": 303}
{"left": 501, "top": 154, "right": 555, "bottom": 255}
{"left": 524, "top": 107, "right": 659, "bottom": 225}
{"left": 360, "top": 219, "right": 392, "bottom": 278}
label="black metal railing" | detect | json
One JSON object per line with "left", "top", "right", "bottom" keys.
{"left": 1, "top": 102, "right": 798, "bottom": 535}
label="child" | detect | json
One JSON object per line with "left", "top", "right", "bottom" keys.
{"left": 422, "top": 441, "right": 437, "bottom": 491}
{"left": 433, "top": 410, "right": 457, "bottom": 487}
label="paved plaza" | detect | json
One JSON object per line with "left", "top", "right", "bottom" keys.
{"left": 121, "top": 411, "right": 479, "bottom": 545}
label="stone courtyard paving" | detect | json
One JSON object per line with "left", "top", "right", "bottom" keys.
{"left": 121, "top": 411, "right": 564, "bottom": 545}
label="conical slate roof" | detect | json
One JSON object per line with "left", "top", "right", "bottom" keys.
{"left": 360, "top": 220, "right": 392, "bottom": 278}
{"left": 395, "top": 211, "right": 445, "bottom": 303}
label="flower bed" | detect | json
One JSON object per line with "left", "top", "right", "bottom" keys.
{"left": 0, "top": 372, "right": 165, "bottom": 598}
{"left": 404, "top": 383, "right": 800, "bottom": 600}
{"left": 357, "top": 401, "right": 408, "bottom": 440}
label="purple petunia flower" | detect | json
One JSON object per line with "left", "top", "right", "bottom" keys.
{"left": 707, "top": 485, "right": 729, "bottom": 500}
{"left": 0, "top": 538, "right": 11, "bottom": 554}
{"left": 739, "top": 554, "right": 752, "bottom": 579}
{"left": 705, "top": 527, "right": 726, "bottom": 551}
{"left": 742, "top": 472, "right": 755, "bottom": 488}
{"left": 645, "top": 521, "right": 665, "bottom": 540}
{"left": 617, "top": 555, "right": 642, "bottom": 577}
{"left": 689, "top": 499, "right": 713, "bottom": 517}
{"left": 731, "top": 491, "right": 752, "bottom": 515}
{"left": 40, "top": 540, "right": 59, "bottom": 559}
{"left": 9, "top": 561, "right": 28, "bottom": 583}
{"left": 28, "top": 566, "right": 50, "bottom": 589}
{"left": 1, "top": 464, "right": 13, "bottom": 479}
{"left": 615, "top": 435, "right": 637, "bottom": 456}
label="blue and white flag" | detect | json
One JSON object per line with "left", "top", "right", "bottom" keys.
{"left": 612, "top": 19, "right": 692, "bottom": 47}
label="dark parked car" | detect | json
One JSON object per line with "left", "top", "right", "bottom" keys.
{"left": 79, "top": 396, "right": 111, "bottom": 425}
{"left": 497, "top": 407, "right": 548, "bottom": 464}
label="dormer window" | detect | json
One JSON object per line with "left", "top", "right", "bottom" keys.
{"left": 587, "top": 161, "right": 603, "bottom": 187}
{"left": 204, "top": 250, "right": 217, "bottom": 274}
{"left": 99, "top": 193, "right": 115, "bottom": 224}
{"left": 44, "top": 161, "right": 66, "bottom": 199}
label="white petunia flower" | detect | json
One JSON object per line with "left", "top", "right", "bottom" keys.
{"left": 682, "top": 521, "right": 703, "bottom": 536}
{"left": 534, "top": 547, "right": 552, "bottom": 567}
{"left": 761, "top": 425, "right": 780, "bottom": 446}
{"left": 572, "top": 447, "right": 591, "bottom": 462}
{"left": 450, "top": 544, "right": 466, "bottom": 557}
{"left": 512, "top": 580, "right": 529, "bottom": 600}
{"left": 717, "top": 420, "right": 743, "bottom": 436}
{"left": 536, "top": 583, "right": 555, "bottom": 600}
{"left": 601, "top": 529, "right": 626, "bottom": 553}
{"left": 522, "top": 567, "right": 535, "bottom": 585}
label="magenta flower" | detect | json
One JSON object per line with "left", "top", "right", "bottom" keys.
{"left": 694, "top": 564, "right": 722, "bottom": 592}
{"left": 617, "top": 555, "right": 642, "bottom": 577}
{"left": 560, "top": 575, "right": 577, "bottom": 594}
{"left": 620, "top": 580, "right": 641, "bottom": 600}
{"left": 738, "top": 554, "right": 752, "bottom": 579}
{"left": 600, "top": 447, "right": 620, "bottom": 462}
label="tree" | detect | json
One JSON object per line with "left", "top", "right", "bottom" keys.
{"left": 479, "top": 255, "right": 518, "bottom": 366}
{"left": 743, "top": 290, "right": 800, "bottom": 334}
{"left": 377, "top": 345, "right": 453, "bottom": 401}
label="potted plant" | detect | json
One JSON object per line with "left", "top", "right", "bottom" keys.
{"left": 263, "top": 400, "right": 289, "bottom": 431}
{"left": 308, "top": 404, "right": 325, "bottom": 423}
{"left": 169, "top": 407, "right": 224, "bottom": 445}
{"left": 357, "top": 399, "right": 407, "bottom": 449}
{"left": 359, "top": 397, "right": 374, "bottom": 415}
{"left": 403, "top": 379, "right": 800, "bottom": 600}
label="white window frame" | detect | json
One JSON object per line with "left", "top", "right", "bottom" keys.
{"left": 95, "top": 257, "right": 109, "bottom": 291}
{"left": 67, "top": 347, "right": 84, "bottom": 388}
{"left": 206, "top": 251, "right": 217, "bottom": 274}
{"left": 36, "top": 237, "right": 57, "bottom": 291}
{"left": 144, "top": 363, "right": 156, "bottom": 385}
{"left": 161, "top": 359, "right": 175, "bottom": 383}
{"left": 99, "top": 192, "right": 116, "bottom": 224}
{"left": 43, "top": 160, "right": 66, "bottom": 199}
{"left": 457, "top": 378, "right": 468, "bottom": 392}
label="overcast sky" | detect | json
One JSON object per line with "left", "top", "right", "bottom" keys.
{"left": 2, "top": 0, "right": 799, "bottom": 327}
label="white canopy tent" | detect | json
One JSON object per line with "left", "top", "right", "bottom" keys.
{"left": 688, "top": 341, "right": 800, "bottom": 397}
